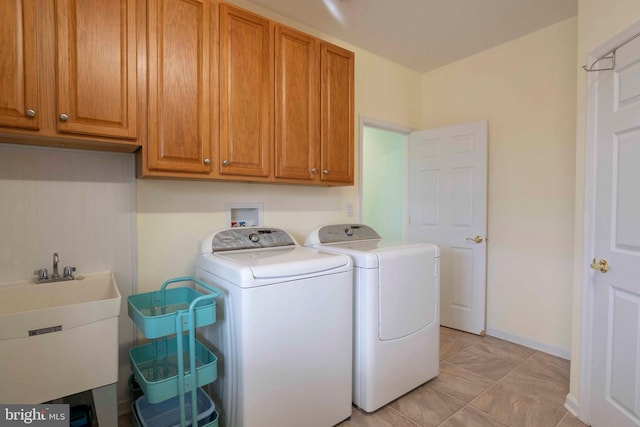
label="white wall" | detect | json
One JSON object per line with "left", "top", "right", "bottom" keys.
{"left": 569, "top": 0, "right": 640, "bottom": 409}
{"left": 136, "top": 0, "right": 424, "bottom": 294}
{"left": 421, "top": 18, "right": 578, "bottom": 356}
{"left": 137, "top": 180, "right": 356, "bottom": 289}
{"left": 0, "top": 143, "right": 136, "bottom": 410}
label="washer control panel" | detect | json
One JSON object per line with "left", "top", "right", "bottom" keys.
{"left": 211, "top": 227, "right": 296, "bottom": 252}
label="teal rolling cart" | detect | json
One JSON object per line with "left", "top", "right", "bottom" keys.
{"left": 128, "top": 277, "right": 221, "bottom": 427}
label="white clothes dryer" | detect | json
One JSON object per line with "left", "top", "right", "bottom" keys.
{"left": 305, "top": 224, "right": 440, "bottom": 412}
{"left": 195, "top": 227, "right": 353, "bottom": 427}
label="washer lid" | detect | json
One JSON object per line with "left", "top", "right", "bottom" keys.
{"left": 216, "top": 246, "right": 350, "bottom": 279}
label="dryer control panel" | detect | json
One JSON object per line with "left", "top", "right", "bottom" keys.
{"left": 316, "top": 224, "right": 381, "bottom": 244}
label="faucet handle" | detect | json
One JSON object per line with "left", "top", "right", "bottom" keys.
{"left": 63, "top": 266, "right": 76, "bottom": 279}
{"left": 34, "top": 268, "right": 48, "bottom": 282}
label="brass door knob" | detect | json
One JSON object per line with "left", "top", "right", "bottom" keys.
{"left": 466, "top": 236, "right": 484, "bottom": 244}
{"left": 590, "top": 258, "right": 609, "bottom": 273}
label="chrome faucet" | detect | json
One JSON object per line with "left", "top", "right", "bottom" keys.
{"left": 52, "top": 253, "right": 60, "bottom": 279}
{"left": 34, "top": 252, "right": 76, "bottom": 283}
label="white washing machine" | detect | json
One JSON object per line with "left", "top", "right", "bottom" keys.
{"left": 195, "top": 227, "right": 353, "bottom": 427}
{"left": 305, "top": 224, "right": 440, "bottom": 412}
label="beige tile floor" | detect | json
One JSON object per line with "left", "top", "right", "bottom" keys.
{"left": 337, "top": 327, "right": 588, "bottom": 427}
{"left": 119, "top": 327, "right": 589, "bottom": 426}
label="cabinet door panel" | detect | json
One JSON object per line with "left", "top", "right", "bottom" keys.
{"left": 219, "top": 4, "right": 271, "bottom": 177}
{"left": 274, "top": 25, "right": 319, "bottom": 180}
{"left": 0, "top": 0, "right": 39, "bottom": 130}
{"left": 56, "top": 0, "right": 137, "bottom": 139}
{"left": 147, "top": 0, "right": 212, "bottom": 173}
{"left": 321, "top": 42, "right": 354, "bottom": 184}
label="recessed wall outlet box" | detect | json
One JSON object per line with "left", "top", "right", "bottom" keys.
{"left": 225, "top": 203, "right": 264, "bottom": 228}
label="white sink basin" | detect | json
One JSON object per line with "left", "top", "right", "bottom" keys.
{"left": 0, "top": 271, "right": 121, "bottom": 403}
{"left": 0, "top": 271, "right": 121, "bottom": 340}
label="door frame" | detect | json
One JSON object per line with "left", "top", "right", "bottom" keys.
{"left": 577, "top": 19, "right": 640, "bottom": 424}
{"left": 358, "top": 115, "right": 414, "bottom": 238}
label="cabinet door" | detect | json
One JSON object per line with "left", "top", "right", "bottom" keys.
{"left": 274, "top": 25, "right": 319, "bottom": 181}
{"left": 56, "top": 0, "right": 137, "bottom": 139}
{"left": 147, "top": 0, "right": 212, "bottom": 173}
{"left": 0, "top": 0, "right": 39, "bottom": 130}
{"left": 320, "top": 42, "right": 354, "bottom": 184}
{"left": 147, "top": 0, "right": 213, "bottom": 173}
{"left": 219, "top": 4, "right": 271, "bottom": 177}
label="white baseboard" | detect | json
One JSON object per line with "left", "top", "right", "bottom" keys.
{"left": 485, "top": 327, "right": 571, "bottom": 360}
{"left": 564, "top": 393, "right": 579, "bottom": 416}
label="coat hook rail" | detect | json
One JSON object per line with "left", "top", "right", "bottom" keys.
{"left": 583, "top": 31, "right": 640, "bottom": 72}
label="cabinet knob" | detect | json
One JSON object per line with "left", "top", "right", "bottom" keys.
{"left": 204, "top": 158, "right": 211, "bottom": 165}
{"left": 223, "top": 160, "right": 229, "bottom": 166}
{"left": 59, "top": 113, "right": 69, "bottom": 122}
{"left": 26, "top": 109, "right": 36, "bottom": 118}
{"left": 323, "top": 169, "right": 329, "bottom": 175}
{"left": 311, "top": 168, "right": 317, "bottom": 174}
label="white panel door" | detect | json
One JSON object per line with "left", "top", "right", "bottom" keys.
{"left": 590, "top": 34, "right": 640, "bottom": 427}
{"left": 408, "top": 121, "right": 487, "bottom": 335}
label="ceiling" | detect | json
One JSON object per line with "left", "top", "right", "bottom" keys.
{"left": 247, "top": 0, "right": 578, "bottom": 73}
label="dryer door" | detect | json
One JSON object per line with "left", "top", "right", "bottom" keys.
{"left": 378, "top": 246, "right": 438, "bottom": 340}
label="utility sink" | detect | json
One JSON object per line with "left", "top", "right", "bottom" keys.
{"left": 0, "top": 271, "right": 121, "bottom": 404}
{"left": 0, "top": 271, "right": 121, "bottom": 339}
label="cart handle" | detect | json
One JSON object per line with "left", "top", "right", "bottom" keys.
{"left": 166, "top": 277, "right": 220, "bottom": 427}
{"left": 160, "top": 276, "right": 222, "bottom": 299}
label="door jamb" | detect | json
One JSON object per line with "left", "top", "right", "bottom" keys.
{"left": 578, "top": 18, "right": 640, "bottom": 424}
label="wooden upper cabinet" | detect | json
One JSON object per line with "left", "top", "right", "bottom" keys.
{"left": 146, "top": 0, "right": 213, "bottom": 174}
{"left": 274, "top": 24, "right": 319, "bottom": 181}
{"left": 219, "top": 4, "right": 272, "bottom": 178}
{"left": 55, "top": 0, "right": 137, "bottom": 139}
{"left": 320, "top": 42, "right": 354, "bottom": 184}
{"left": 0, "top": 0, "right": 40, "bottom": 130}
